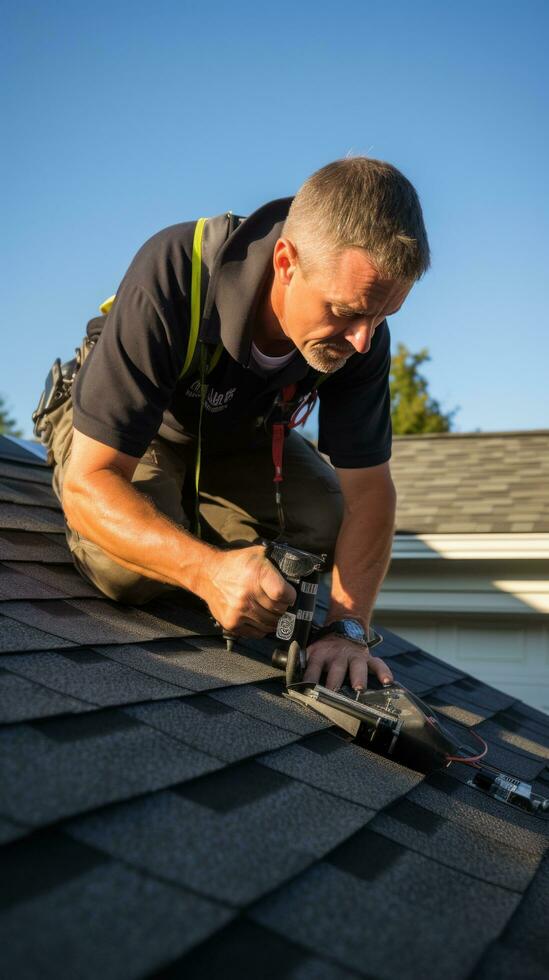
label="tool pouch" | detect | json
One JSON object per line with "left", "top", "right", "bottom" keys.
{"left": 32, "top": 338, "right": 93, "bottom": 443}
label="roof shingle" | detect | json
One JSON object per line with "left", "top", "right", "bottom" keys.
{"left": 391, "top": 430, "right": 549, "bottom": 534}
{"left": 1, "top": 434, "right": 548, "bottom": 979}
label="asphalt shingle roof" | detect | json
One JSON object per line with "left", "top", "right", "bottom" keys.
{"left": 0, "top": 433, "right": 548, "bottom": 979}
{"left": 391, "top": 430, "right": 549, "bottom": 534}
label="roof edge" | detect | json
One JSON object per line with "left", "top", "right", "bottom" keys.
{"left": 392, "top": 429, "right": 549, "bottom": 441}
{"left": 392, "top": 532, "right": 549, "bottom": 560}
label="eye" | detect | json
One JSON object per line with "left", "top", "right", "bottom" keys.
{"left": 331, "top": 307, "right": 359, "bottom": 320}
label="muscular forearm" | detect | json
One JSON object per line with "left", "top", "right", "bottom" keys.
{"left": 63, "top": 468, "right": 218, "bottom": 597}
{"left": 327, "top": 481, "right": 396, "bottom": 628}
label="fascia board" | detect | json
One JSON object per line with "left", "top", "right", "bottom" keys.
{"left": 375, "top": 589, "right": 549, "bottom": 616}
{"left": 392, "top": 533, "right": 549, "bottom": 561}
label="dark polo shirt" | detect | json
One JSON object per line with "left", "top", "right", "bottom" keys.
{"left": 73, "top": 198, "right": 392, "bottom": 468}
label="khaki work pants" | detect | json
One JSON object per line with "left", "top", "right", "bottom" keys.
{"left": 43, "top": 387, "right": 344, "bottom": 606}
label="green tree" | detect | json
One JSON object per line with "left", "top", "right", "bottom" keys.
{"left": 390, "top": 343, "right": 457, "bottom": 434}
{"left": 0, "top": 395, "right": 23, "bottom": 437}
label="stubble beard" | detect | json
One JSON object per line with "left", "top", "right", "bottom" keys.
{"left": 301, "top": 342, "right": 353, "bottom": 374}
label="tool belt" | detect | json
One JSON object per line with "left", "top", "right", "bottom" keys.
{"left": 32, "top": 337, "right": 94, "bottom": 443}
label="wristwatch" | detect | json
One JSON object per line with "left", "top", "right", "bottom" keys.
{"left": 310, "top": 618, "right": 383, "bottom": 650}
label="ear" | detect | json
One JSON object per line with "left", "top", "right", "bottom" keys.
{"left": 273, "top": 237, "right": 299, "bottom": 285}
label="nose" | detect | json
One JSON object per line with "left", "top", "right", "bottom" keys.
{"left": 344, "top": 321, "right": 375, "bottom": 354}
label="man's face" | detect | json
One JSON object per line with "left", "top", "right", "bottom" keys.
{"left": 273, "top": 241, "right": 413, "bottom": 373}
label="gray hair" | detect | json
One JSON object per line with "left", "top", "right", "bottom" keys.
{"left": 283, "top": 157, "right": 431, "bottom": 281}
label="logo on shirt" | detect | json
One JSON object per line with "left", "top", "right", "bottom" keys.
{"left": 185, "top": 380, "right": 237, "bottom": 413}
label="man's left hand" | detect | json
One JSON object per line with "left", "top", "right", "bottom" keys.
{"left": 303, "top": 636, "right": 393, "bottom": 692}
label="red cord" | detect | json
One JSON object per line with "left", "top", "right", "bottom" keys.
{"left": 446, "top": 727, "right": 488, "bottom": 764}
{"left": 272, "top": 423, "right": 285, "bottom": 483}
{"left": 271, "top": 387, "right": 317, "bottom": 487}
{"left": 288, "top": 390, "right": 319, "bottom": 429}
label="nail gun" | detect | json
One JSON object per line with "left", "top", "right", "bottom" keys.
{"left": 223, "top": 542, "right": 549, "bottom": 808}
{"left": 255, "top": 541, "right": 455, "bottom": 774}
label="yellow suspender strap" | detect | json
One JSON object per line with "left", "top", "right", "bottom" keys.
{"left": 208, "top": 342, "right": 224, "bottom": 373}
{"left": 180, "top": 217, "right": 207, "bottom": 379}
{"left": 187, "top": 217, "right": 222, "bottom": 538}
{"left": 194, "top": 344, "right": 209, "bottom": 537}
{"left": 99, "top": 295, "right": 116, "bottom": 315}
{"left": 100, "top": 217, "right": 221, "bottom": 380}
{"left": 99, "top": 217, "right": 222, "bottom": 540}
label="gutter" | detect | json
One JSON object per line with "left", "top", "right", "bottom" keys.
{"left": 391, "top": 533, "right": 549, "bottom": 561}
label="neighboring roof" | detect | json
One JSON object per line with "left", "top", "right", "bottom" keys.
{"left": 1, "top": 433, "right": 548, "bottom": 979}
{"left": 391, "top": 430, "right": 549, "bottom": 535}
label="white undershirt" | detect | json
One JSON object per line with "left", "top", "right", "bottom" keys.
{"left": 251, "top": 341, "right": 298, "bottom": 373}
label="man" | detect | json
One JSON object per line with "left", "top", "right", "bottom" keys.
{"left": 41, "top": 157, "right": 430, "bottom": 694}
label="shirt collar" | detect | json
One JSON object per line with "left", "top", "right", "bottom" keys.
{"left": 200, "top": 197, "right": 294, "bottom": 367}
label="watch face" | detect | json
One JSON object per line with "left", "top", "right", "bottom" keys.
{"left": 343, "top": 620, "right": 365, "bottom": 641}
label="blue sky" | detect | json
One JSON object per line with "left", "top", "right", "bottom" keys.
{"left": 2, "top": 0, "right": 548, "bottom": 437}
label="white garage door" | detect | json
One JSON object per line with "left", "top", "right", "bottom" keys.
{"left": 376, "top": 618, "right": 549, "bottom": 715}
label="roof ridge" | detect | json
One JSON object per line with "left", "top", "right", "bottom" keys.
{"left": 393, "top": 429, "right": 549, "bottom": 441}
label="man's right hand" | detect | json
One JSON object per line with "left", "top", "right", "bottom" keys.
{"left": 200, "top": 544, "right": 296, "bottom": 638}
{"left": 63, "top": 432, "right": 295, "bottom": 634}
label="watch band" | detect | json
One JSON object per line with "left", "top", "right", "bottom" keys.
{"left": 310, "top": 619, "right": 383, "bottom": 649}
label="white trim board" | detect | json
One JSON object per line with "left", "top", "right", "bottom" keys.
{"left": 392, "top": 533, "right": 549, "bottom": 561}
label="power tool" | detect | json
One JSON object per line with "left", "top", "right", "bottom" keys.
{"left": 217, "top": 540, "right": 325, "bottom": 657}
{"left": 262, "top": 540, "right": 326, "bottom": 672}
{"left": 258, "top": 541, "right": 458, "bottom": 774}
{"left": 221, "top": 541, "right": 549, "bottom": 812}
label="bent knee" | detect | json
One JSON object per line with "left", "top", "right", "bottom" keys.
{"left": 98, "top": 574, "right": 172, "bottom": 606}
{"left": 289, "top": 487, "right": 344, "bottom": 568}
{"left": 71, "top": 541, "right": 173, "bottom": 606}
